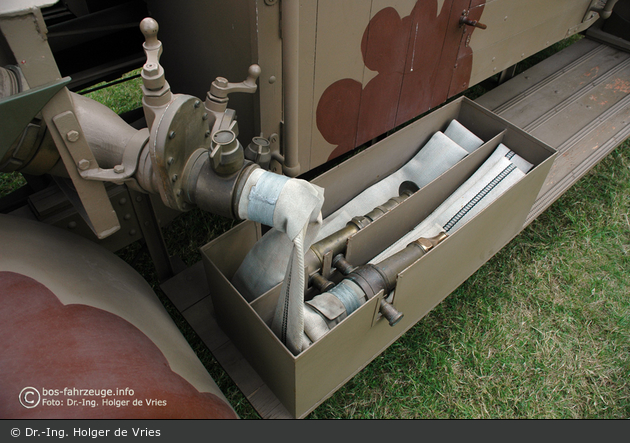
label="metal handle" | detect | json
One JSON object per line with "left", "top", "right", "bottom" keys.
{"left": 210, "top": 64, "right": 261, "bottom": 99}
{"left": 139, "top": 18, "right": 166, "bottom": 90}
{"left": 460, "top": 16, "right": 487, "bottom": 29}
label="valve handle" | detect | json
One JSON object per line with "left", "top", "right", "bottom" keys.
{"left": 140, "top": 17, "right": 166, "bottom": 90}
{"left": 460, "top": 17, "right": 487, "bottom": 29}
{"left": 210, "top": 64, "right": 262, "bottom": 99}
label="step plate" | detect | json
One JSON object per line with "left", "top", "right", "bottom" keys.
{"left": 476, "top": 38, "right": 630, "bottom": 225}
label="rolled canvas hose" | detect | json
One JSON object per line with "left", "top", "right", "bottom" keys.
{"left": 370, "top": 144, "right": 533, "bottom": 263}
{"left": 236, "top": 169, "right": 324, "bottom": 355}
{"left": 302, "top": 144, "right": 534, "bottom": 347}
{"left": 232, "top": 120, "right": 484, "bottom": 302}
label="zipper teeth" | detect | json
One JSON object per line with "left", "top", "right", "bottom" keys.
{"left": 443, "top": 164, "right": 517, "bottom": 233}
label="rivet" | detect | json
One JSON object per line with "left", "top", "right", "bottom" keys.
{"left": 194, "top": 100, "right": 201, "bottom": 108}
{"left": 144, "top": 221, "right": 150, "bottom": 227}
{"left": 78, "top": 159, "right": 90, "bottom": 170}
{"left": 129, "top": 229, "right": 137, "bottom": 236}
{"left": 205, "top": 130, "right": 211, "bottom": 137}
{"left": 269, "top": 75, "right": 277, "bottom": 84}
{"left": 68, "top": 221, "right": 77, "bottom": 229}
{"left": 136, "top": 196, "right": 143, "bottom": 202}
{"left": 124, "top": 213, "right": 131, "bottom": 220}
{"left": 202, "top": 113, "right": 209, "bottom": 120}
{"left": 167, "top": 157, "right": 175, "bottom": 166}
{"left": 66, "top": 130, "right": 80, "bottom": 142}
{"left": 176, "top": 189, "right": 183, "bottom": 197}
{"left": 172, "top": 174, "right": 178, "bottom": 182}
{"left": 169, "top": 131, "right": 176, "bottom": 139}
{"left": 119, "top": 198, "right": 127, "bottom": 205}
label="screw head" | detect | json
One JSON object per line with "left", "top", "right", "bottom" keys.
{"left": 194, "top": 100, "right": 201, "bottom": 108}
{"left": 171, "top": 174, "right": 178, "bottom": 182}
{"left": 114, "top": 165, "right": 125, "bottom": 174}
{"left": 66, "top": 130, "right": 80, "bottom": 142}
{"left": 78, "top": 159, "right": 90, "bottom": 170}
{"left": 169, "top": 131, "right": 176, "bottom": 139}
{"left": 167, "top": 157, "right": 175, "bottom": 166}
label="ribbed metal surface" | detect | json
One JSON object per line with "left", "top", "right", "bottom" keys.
{"left": 477, "top": 38, "right": 630, "bottom": 226}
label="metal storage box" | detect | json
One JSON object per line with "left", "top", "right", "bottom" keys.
{"left": 201, "top": 97, "right": 556, "bottom": 418}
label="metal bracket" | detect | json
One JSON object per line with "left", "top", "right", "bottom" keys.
{"left": 79, "top": 128, "right": 149, "bottom": 184}
{"left": 43, "top": 87, "right": 120, "bottom": 239}
{"left": 371, "top": 290, "right": 386, "bottom": 327}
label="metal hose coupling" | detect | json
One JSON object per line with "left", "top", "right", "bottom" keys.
{"left": 305, "top": 181, "right": 419, "bottom": 278}
{"left": 303, "top": 231, "right": 448, "bottom": 344}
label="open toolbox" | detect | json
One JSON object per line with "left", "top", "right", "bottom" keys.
{"left": 201, "top": 96, "right": 557, "bottom": 418}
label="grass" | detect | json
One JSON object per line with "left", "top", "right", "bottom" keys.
{"left": 1, "top": 35, "right": 628, "bottom": 419}
{"left": 0, "top": 172, "right": 26, "bottom": 198}
{"left": 309, "top": 144, "right": 630, "bottom": 418}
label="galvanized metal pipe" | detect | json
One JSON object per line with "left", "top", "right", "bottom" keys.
{"left": 281, "top": 0, "right": 301, "bottom": 177}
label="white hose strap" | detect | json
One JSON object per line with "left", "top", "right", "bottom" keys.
{"left": 271, "top": 223, "right": 306, "bottom": 355}
{"left": 247, "top": 172, "right": 290, "bottom": 227}
{"left": 235, "top": 170, "right": 324, "bottom": 354}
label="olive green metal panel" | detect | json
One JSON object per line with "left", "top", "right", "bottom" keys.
{"left": 295, "top": 0, "right": 319, "bottom": 174}
{"left": 308, "top": 0, "right": 374, "bottom": 168}
{"left": 468, "top": 0, "right": 596, "bottom": 86}
{"left": 0, "top": 8, "right": 61, "bottom": 88}
{"left": 0, "top": 77, "right": 68, "bottom": 159}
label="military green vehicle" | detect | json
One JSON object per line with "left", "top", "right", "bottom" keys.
{"left": 1, "top": 0, "right": 627, "bottom": 418}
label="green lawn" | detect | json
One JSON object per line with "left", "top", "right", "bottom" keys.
{"left": 1, "top": 35, "right": 628, "bottom": 419}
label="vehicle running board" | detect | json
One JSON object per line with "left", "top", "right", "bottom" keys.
{"left": 476, "top": 37, "right": 630, "bottom": 226}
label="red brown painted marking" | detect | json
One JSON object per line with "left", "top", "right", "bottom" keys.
{"left": 317, "top": 0, "right": 486, "bottom": 161}
{"left": 0, "top": 271, "right": 236, "bottom": 419}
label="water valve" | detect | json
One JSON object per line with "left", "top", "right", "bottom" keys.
{"left": 210, "top": 129, "right": 244, "bottom": 176}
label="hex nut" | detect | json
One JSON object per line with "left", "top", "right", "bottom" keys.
{"left": 66, "top": 130, "right": 80, "bottom": 142}
{"left": 78, "top": 159, "right": 90, "bottom": 170}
